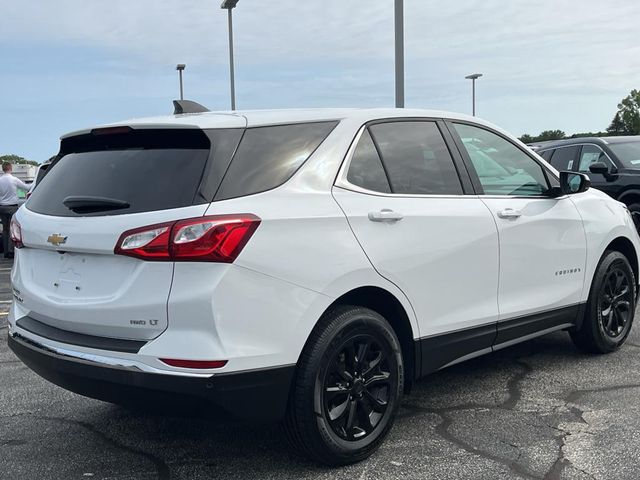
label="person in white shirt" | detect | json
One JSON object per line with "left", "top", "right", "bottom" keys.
{"left": 0, "top": 162, "right": 30, "bottom": 258}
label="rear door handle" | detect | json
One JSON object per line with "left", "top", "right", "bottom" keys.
{"left": 368, "top": 209, "right": 404, "bottom": 222}
{"left": 497, "top": 208, "right": 522, "bottom": 219}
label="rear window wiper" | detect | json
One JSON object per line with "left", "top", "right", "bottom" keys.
{"left": 63, "top": 196, "right": 130, "bottom": 213}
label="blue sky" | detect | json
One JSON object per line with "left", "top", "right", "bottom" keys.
{"left": 1, "top": 0, "right": 639, "bottom": 161}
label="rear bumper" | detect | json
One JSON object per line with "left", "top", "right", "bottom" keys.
{"left": 8, "top": 332, "right": 295, "bottom": 422}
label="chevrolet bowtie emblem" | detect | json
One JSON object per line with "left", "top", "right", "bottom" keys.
{"left": 47, "top": 234, "right": 68, "bottom": 247}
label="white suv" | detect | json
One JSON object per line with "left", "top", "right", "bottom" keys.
{"left": 8, "top": 106, "right": 640, "bottom": 465}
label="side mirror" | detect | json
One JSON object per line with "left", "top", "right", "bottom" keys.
{"left": 559, "top": 171, "right": 590, "bottom": 195}
{"left": 589, "top": 162, "right": 609, "bottom": 175}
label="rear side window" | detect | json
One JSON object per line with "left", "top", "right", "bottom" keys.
{"left": 539, "top": 149, "right": 554, "bottom": 161}
{"left": 215, "top": 121, "right": 338, "bottom": 200}
{"left": 346, "top": 130, "right": 391, "bottom": 193}
{"left": 27, "top": 129, "right": 211, "bottom": 217}
{"left": 368, "top": 121, "right": 463, "bottom": 195}
{"left": 549, "top": 146, "right": 579, "bottom": 171}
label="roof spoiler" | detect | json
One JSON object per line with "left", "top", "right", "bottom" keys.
{"left": 173, "top": 100, "right": 210, "bottom": 115}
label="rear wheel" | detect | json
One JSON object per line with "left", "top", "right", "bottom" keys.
{"left": 571, "top": 250, "right": 636, "bottom": 353}
{"left": 284, "top": 306, "right": 403, "bottom": 465}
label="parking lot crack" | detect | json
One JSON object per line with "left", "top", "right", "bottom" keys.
{"left": 38, "top": 416, "right": 171, "bottom": 480}
{"left": 434, "top": 411, "right": 541, "bottom": 480}
{"left": 500, "top": 360, "right": 533, "bottom": 410}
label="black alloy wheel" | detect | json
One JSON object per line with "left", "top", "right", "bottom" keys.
{"left": 598, "top": 264, "right": 633, "bottom": 339}
{"left": 321, "top": 334, "right": 392, "bottom": 441}
{"left": 571, "top": 250, "right": 636, "bottom": 353}
{"left": 284, "top": 305, "right": 403, "bottom": 465}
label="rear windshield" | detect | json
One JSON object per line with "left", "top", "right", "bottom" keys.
{"left": 27, "top": 129, "right": 210, "bottom": 217}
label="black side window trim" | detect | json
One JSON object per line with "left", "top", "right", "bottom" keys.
{"left": 444, "top": 119, "right": 558, "bottom": 196}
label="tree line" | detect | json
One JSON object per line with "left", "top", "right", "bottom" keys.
{"left": 520, "top": 89, "right": 640, "bottom": 144}
{"left": 0, "top": 154, "right": 39, "bottom": 166}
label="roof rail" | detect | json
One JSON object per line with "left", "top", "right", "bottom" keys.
{"left": 173, "top": 100, "right": 210, "bottom": 115}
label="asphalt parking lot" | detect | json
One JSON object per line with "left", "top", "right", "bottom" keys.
{"left": 2, "top": 259, "right": 640, "bottom": 480}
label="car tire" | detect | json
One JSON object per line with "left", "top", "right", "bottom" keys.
{"left": 570, "top": 250, "right": 636, "bottom": 354}
{"left": 284, "top": 305, "right": 404, "bottom": 465}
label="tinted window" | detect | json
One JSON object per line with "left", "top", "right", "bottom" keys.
{"left": 604, "top": 142, "right": 640, "bottom": 168}
{"left": 27, "top": 148, "right": 209, "bottom": 217}
{"left": 453, "top": 123, "right": 549, "bottom": 196}
{"left": 346, "top": 130, "right": 391, "bottom": 193}
{"left": 215, "top": 121, "right": 337, "bottom": 200}
{"left": 539, "top": 149, "right": 554, "bottom": 161}
{"left": 549, "top": 146, "right": 579, "bottom": 171}
{"left": 368, "top": 122, "right": 462, "bottom": 195}
{"left": 578, "top": 145, "right": 612, "bottom": 172}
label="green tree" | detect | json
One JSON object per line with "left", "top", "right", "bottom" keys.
{"left": 607, "top": 111, "right": 630, "bottom": 136}
{"left": 519, "top": 130, "right": 566, "bottom": 143}
{"left": 536, "top": 130, "right": 566, "bottom": 141}
{"left": 613, "top": 89, "right": 640, "bottom": 135}
{"left": 0, "top": 154, "right": 39, "bottom": 166}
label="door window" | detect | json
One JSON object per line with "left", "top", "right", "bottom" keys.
{"left": 453, "top": 123, "right": 550, "bottom": 196}
{"left": 346, "top": 129, "right": 391, "bottom": 193}
{"left": 549, "top": 146, "right": 579, "bottom": 171}
{"left": 367, "top": 122, "right": 463, "bottom": 195}
{"left": 578, "top": 145, "right": 612, "bottom": 172}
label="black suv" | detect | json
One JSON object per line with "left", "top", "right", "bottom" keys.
{"left": 537, "top": 136, "right": 640, "bottom": 217}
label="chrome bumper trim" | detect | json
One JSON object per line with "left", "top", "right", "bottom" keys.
{"left": 8, "top": 329, "right": 213, "bottom": 379}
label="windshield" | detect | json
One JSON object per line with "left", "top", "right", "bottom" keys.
{"left": 609, "top": 141, "right": 640, "bottom": 168}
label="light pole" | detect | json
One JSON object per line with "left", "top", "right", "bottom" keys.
{"left": 176, "top": 64, "right": 186, "bottom": 100}
{"left": 394, "top": 0, "right": 404, "bottom": 108}
{"left": 465, "top": 73, "right": 483, "bottom": 116}
{"left": 221, "top": 0, "right": 239, "bottom": 110}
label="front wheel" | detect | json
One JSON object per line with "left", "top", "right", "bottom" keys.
{"left": 570, "top": 250, "right": 636, "bottom": 353}
{"left": 284, "top": 306, "right": 404, "bottom": 465}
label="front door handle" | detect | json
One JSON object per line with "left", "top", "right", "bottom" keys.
{"left": 368, "top": 209, "right": 404, "bottom": 222}
{"left": 497, "top": 208, "right": 522, "bottom": 219}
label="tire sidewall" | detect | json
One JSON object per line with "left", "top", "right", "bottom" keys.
{"left": 297, "top": 307, "right": 404, "bottom": 463}
{"left": 587, "top": 251, "right": 636, "bottom": 351}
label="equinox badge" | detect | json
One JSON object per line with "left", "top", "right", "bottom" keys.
{"left": 47, "top": 234, "right": 68, "bottom": 247}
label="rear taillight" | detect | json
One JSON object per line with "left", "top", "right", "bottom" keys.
{"left": 114, "top": 223, "right": 172, "bottom": 260}
{"left": 10, "top": 217, "right": 23, "bottom": 249}
{"left": 114, "top": 214, "right": 260, "bottom": 263}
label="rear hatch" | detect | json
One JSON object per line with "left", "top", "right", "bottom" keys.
{"left": 13, "top": 126, "right": 238, "bottom": 341}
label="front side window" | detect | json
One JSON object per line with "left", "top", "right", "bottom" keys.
{"left": 578, "top": 145, "right": 612, "bottom": 172}
{"left": 453, "top": 123, "right": 550, "bottom": 196}
{"left": 367, "top": 121, "right": 463, "bottom": 195}
{"left": 604, "top": 141, "right": 640, "bottom": 169}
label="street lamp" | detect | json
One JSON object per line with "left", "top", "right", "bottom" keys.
{"left": 394, "top": 0, "right": 404, "bottom": 108}
{"left": 221, "top": 0, "right": 239, "bottom": 110}
{"left": 465, "top": 73, "right": 483, "bottom": 116}
{"left": 176, "top": 64, "right": 186, "bottom": 100}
